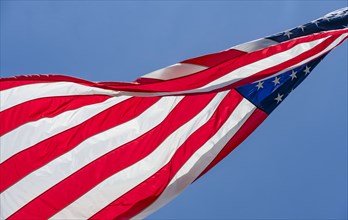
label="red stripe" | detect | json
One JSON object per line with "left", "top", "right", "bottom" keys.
{"left": 0, "top": 95, "right": 110, "bottom": 136}
{"left": 9, "top": 92, "right": 217, "bottom": 219}
{"left": 0, "top": 96, "right": 160, "bottom": 193}
{"left": 89, "top": 90, "right": 244, "bottom": 219}
{"left": 135, "top": 77, "right": 164, "bottom": 84}
{"left": 197, "top": 108, "right": 268, "bottom": 179}
{"left": 182, "top": 49, "right": 246, "bottom": 67}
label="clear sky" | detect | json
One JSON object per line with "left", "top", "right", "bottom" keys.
{"left": 1, "top": 1, "right": 347, "bottom": 219}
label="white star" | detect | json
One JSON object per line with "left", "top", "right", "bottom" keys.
{"left": 304, "top": 66, "right": 311, "bottom": 75}
{"left": 343, "top": 25, "right": 348, "bottom": 28}
{"left": 255, "top": 81, "right": 264, "bottom": 90}
{"left": 290, "top": 70, "right": 297, "bottom": 80}
{"left": 272, "top": 76, "right": 281, "bottom": 86}
{"left": 313, "top": 20, "right": 320, "bottom": 27}
{"left": 274, "top": 93, "right": 284, "bottom": 103}
{"left": 298, "top": 25, "right": 306, "bottom": 32}
{"left": 283, "top": 30, "right": 293, "bottom": 39}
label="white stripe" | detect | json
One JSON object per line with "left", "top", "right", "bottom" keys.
{"left": 133, "top": 99, "right": 256, "bottom": 219}
{"left": 51, "top": 91, "right": 229, "bottom": 219}
{"left": 139, "top": 63, "right": 207, "bottom": 81}
{"left": 231, "top": 38, "right": 278, "bottom": 52}
{"left": 0, "top": 96, "right": 130, "bottom": 163}
{"left": 0, "top": 82, "right": 118, "bottom": 111}
{"left": 0, "top": 96, "right": 183, "bottom": 219}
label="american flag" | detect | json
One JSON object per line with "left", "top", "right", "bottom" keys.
{"left": 1, "top": 8, "right": 347, "bottom": 219}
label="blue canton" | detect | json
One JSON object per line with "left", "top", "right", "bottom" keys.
{"left": 267, "top": 8, "right": 348, "bottom": 43}
{"left": 236, "top": 55, "right": 327, "bottom": 114}
{"left": 236, "top": 8, "right": 347, "bottom": 115}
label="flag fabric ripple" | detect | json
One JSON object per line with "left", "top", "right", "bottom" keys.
{"left": 0, "top": 8, "right": 347, "bottom": 220}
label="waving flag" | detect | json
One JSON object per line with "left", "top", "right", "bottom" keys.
{"left": 0, "top": 8, "right": 347, "bottom": 219}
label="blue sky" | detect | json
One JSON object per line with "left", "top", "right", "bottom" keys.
{"left": 1, "top": 1, "right": 347, "bottom": 219}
